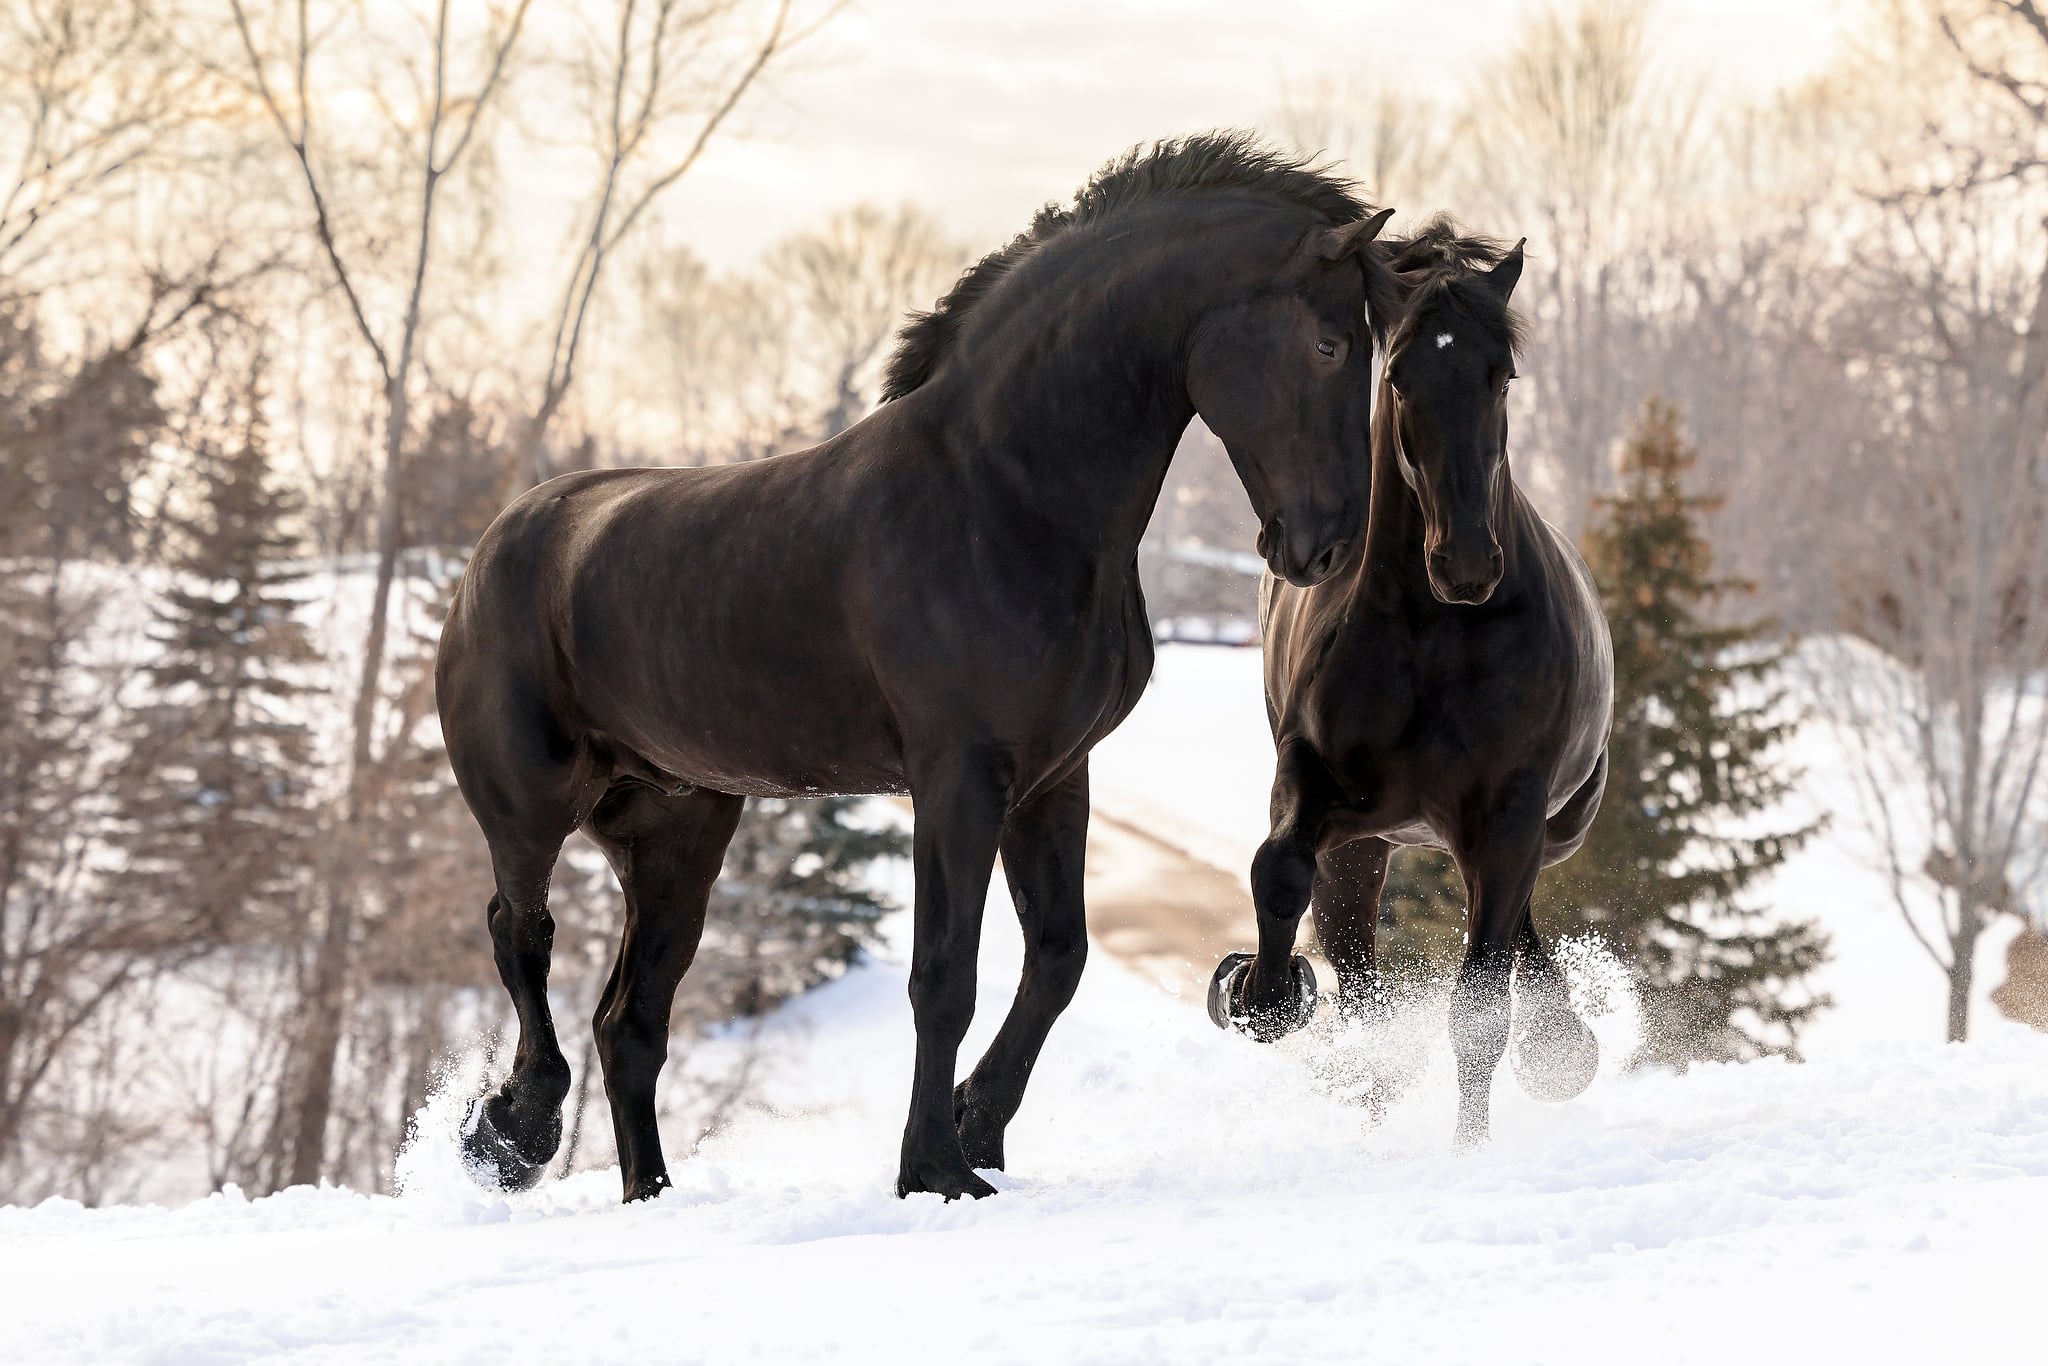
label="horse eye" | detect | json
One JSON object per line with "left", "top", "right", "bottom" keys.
{"left": 1316, "top": 339, "right": 1338, "bottom": 359}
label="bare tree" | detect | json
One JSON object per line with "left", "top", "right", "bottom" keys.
{"left": 1456, "top": 0, "right": 1704, "bottom": 533}
{"left": 516, "top": 0, "right": 836, "bottom": 485}
{"left": 0, "top": 0, "right": 207, "bottom": 284}
{"left": 766, "top": 201, "right": 963, "bottom": 437}
{"left": 637, "top": 246, "right": 812, "bottom": 462}
{"left": 1807, "top": 0, "right": 2048, "bottom": 1041}
{"left": 226, "top": 0, "right": 531, "bottom": 1185}
{"left": 1270, "top": 71, "right": 1447, "bottom": 208}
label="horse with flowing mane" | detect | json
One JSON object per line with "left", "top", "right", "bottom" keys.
{"left": 1209, "top": 218, "right": 1615, "bottom": 1146}
{"left": 437, "top": 133, "right": 1399, "bottom": 1202}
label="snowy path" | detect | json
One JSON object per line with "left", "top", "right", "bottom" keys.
{"left": 6, "top": 896, "right": 2044, "bottom": 1364}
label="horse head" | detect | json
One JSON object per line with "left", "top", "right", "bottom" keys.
{"left": 1186, "top": 206, "right": 1396, "bottom": 587}
{"left": 1383, "top": 235, "right": 1524, "bottom": 606}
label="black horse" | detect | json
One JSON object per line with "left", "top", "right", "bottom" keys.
{"left": 437, "top": 134, "right": 1401, "bottom": 1203}
{"left": 1208, "top": 220, "right": 1614, "bottom": 1146}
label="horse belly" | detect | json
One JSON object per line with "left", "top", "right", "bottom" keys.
{"left": 569, "top": 595, "right": 908, "bottom": 799}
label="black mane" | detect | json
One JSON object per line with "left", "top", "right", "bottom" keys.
{"left": 1383, "top": 214, "right": 1526, "bottom": 358}
{"left": 882, "top": 131, "right": 1383, "bottom": 402}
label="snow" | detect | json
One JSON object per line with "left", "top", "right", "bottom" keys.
{"left": 5, "top": 644, "right": 2046, "bottom": 1361}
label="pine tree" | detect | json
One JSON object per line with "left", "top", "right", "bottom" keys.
{"left": 698, "top": 796, "right": 907, "bottom": 1018}
{"left": 111, "top": 389, "right": 323, "bottom": 948}
{"left": 1536, "top": 398, "right": 1829, "bottom": 1065}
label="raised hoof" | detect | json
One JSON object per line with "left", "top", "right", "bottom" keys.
{"left": 460, "top": 1096, "right": 558, "bottom": 1192}
{"left": 1512, "top": 1010, "right": 1601, "bottom": 1103}
{"left": 897, "top": 1155, "right": 998, "bottom": 1201}
{"left": 1207, "top": 951, "right": 1318, "bottom": 1042}
{"left": 952, "top": 1084, "right": 1007, "bottom": 1172}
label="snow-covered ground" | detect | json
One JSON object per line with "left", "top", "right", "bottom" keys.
{"left": 6, "top": 644, "right": 2045, "bottom": 1362}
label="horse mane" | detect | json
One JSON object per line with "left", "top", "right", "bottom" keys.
{"left": 881, "top": 130, "right": 1393, "bottom": 402}
{"left": 1383, "top": 214, "right": 1527, "bottom": 358}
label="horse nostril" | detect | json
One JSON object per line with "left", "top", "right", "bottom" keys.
{"left": 1307, "top": 542, "right": 1338, "bottom": 582}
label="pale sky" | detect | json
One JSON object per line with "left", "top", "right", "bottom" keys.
{"left": 650, "top": 0, "right": 1850, "bottom": 268}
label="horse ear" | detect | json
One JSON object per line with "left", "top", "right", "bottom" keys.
{"left": 1316, "top": 207, "right": 1396, "bottom": 262}
{"left": 1483, "top": 239, "right": 1526, "bottom": 300}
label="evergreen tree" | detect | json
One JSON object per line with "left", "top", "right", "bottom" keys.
{"left": 1537, "top": 399, "right": 1829, "bottom": 1064}
{"left": 111, "top": 390, "right": 323, "bottom": 947}
{"left": 699, "top": 796, "right": 908, "bottom": 1017}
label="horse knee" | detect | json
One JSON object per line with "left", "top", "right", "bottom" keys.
{"left": 909, "top": 960, "right": 978, "bottom": 1043}
{"left": 487, "top": 892, "right": 556, "bottom": 963}
{"left": 1251, "top": 835, "right": 1315, "bottom": 922}
{"left": 594, "top": 997, "right": 667, "bottom": 1071}
{"left": 1030, "top": 918, "right": 1088, "bottom": 1001}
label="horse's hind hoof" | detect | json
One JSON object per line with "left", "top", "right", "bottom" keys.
{"left": 1512, "top": 1011, "right": 1600, "bottom": 1103}
{"left": 460, "top": 1096, "right": 553, "bottom": 1192}
{"left": 1207, "top": 951, "right": 1318, "bottom": 1042}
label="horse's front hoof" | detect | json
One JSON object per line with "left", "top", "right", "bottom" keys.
{"left": 1207, "top": 951, "right": 1318, "bottom": 1042}
{"left": 460, "top": 1096, "right": 555, "bottom": 1192}
{"left": 897, "top": 1154, "right": 998, "bottom": 1201}
{"left": 1512, "top": 1010, "right": 1600, "bottom": 1103}
{"left": 621, "top": 1171, "right": 673, "bottom": 1204}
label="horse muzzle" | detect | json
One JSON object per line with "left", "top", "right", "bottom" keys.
{"left": 1427, "top": 546, "right": 1504, "bottom": 605}
{"left": 1259, "top": 513, "right": 1356, "bottom": 588}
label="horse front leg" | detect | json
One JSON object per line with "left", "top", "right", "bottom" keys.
{"left": 954, "top": 761, "right": 1091, "bottom": 1172}
{"left": 1448, "top": 783, "right": 1548, "bottom": 1147}
{"left": 898, "top": 747, "right": 1008, "bottom": 1200}
{"left": 1210, "top": 740, "right": 1330, "bottom": 1042}
{"left": 1509, "top": 919, "right": 1600, "bottom": 1103}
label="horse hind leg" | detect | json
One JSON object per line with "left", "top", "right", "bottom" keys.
{"left": 582, "top": 781, "right": 744, "bottom": 1203}
{"left": 443, "top": 665, "right": 603, "bottom": 1191}
{"left": 462, "top": 794, "right": 590, "bottom": 1190}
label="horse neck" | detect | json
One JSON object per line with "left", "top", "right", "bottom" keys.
{"left": 938, "top": 200, "right": 1301, "bottom": 565}
{"left": 1361, "top": 380, "right": 1432, "bottom": 600}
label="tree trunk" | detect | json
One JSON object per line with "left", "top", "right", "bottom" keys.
{"left": 284, "top": 374, "right": 412, "bottom": 1187}
{"left": 1947, "top": 898, "right": 1982, "bottom": 1044}
{"left": 286, "top": 883, "right": 354, "bottom": 1186}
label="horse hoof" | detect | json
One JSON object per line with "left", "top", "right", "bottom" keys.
{"left": 952, "top": 1083, "right": 1007, "bottom": 1172}
{"left": 1512, "top": 1011, "right": 1600, "bottom": 1103}
{"left": 1207, "top": 952, "right": 1318, "bottom": 1041}
{"left": 897, "top": 1159, "right": 998, "bottom": 1201}
{"left": 460, "top": 1096, "right": 553, "bottom": 1192}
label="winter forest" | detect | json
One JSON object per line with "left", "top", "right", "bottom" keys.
{"left": 5, "top": 0, "right": 2048, "bottom": 1359}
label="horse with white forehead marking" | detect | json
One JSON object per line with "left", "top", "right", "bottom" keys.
{"left": 1211, "top": 216, "right": 1616, "bottom": 1146}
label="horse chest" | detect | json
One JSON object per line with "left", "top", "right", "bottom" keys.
{"left": 1315, "top": 613, "right": 1559, "bottom": 809}
{"left": 1027, "top": 578, "right": 1155, "bottom": 763}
